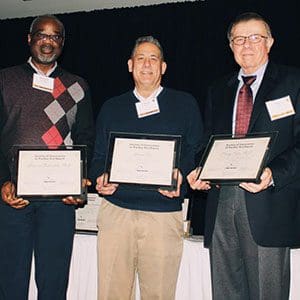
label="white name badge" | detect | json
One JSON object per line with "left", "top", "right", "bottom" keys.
{"left": 32, "top": 73, "right": 54, "bottom": 93}
{"left": 135, "top": 98, "right": 160, "bottom": 118}
{"left": 265, "top": 95, "right": 295, "bottom": 121}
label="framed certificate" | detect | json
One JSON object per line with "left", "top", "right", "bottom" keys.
{"left": 76, "top": 193, "right": 102, "bottom": 234}
{"left": 12, "top": 145, "right": 87, "bottom": 201}
{"left": 198, "top": 132, "right": 277, "bottom": 184}
{"left": 105, "top": 132, "right": 181, "bottom": 190}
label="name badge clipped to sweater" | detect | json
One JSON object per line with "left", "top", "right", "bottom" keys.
{"left": 32, "top": 73, "right": 54, "bottom": 93}
{"left": 135, "top": 98, "right": 160, "bottom": 118}
{"left": 265, "top": 95, "right": 295, "bottom": 121}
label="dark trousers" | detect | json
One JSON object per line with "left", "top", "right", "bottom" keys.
{"left": 0, "top": 201, "right": 75, "bottom": 300}
{"left": 209, "top": 186, "right": 290, "bottom": 300}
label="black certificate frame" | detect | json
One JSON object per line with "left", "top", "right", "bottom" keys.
{"left": 75, "top": 193, "right": 101, "bottom": 235}
{"left": 197, "top": 132, "right": 278, "bottom": 185}
{"left": 12, "top": 145, "right": 87, "bottom": 201}
{"left": 104, "top": 132, "right": 182, "bottom": 191}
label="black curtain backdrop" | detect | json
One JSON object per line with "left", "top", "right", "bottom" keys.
{"left": 0, "top": 0, "right": 299, "bottom": 234}
{"left": 1, "top": 0, "right": 300, "bottom": 115}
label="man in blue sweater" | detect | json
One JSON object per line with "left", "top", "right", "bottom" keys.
{"left": 89, "top": 36, "right": 203, "bottom": 300}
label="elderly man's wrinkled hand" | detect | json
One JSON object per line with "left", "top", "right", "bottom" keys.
{"left": 187, "top": 168, "right": 211, "bottom": 191}
{"left": 239, "top": 167, "right": 273, "bottom": 193}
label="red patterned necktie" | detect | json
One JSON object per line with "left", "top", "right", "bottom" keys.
{"left": 235, "top": 75, "right": 256, "bottom": 136}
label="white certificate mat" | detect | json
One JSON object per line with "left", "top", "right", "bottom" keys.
{"left": 17, "top": 150, "right": 82, "bottom": 196}
{"left": 110, "top": 138, "right": 175, "bottom": 185}
{"left": 76, "top": 193, "right": 103, "bottom": 233}
{"left": 199, "top": 134, "right": 275, "bottom": 183}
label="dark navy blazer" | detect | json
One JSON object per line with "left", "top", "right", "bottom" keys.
{"left": 202, "top": 62, "right": 300, "bottom": 248}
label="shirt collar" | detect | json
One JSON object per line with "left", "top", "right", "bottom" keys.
{"left": 238, "top": 61, "right": 268, "bottom": 85}
{"left": 133, "top": 86, "right": 163, "bottom": 102}
{"left": 27, "top": 57, "right": 58, "bottom": 77}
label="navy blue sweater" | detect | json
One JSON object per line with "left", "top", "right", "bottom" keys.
{"left": 90, "top": 88, "right": 203, "bottom": 212}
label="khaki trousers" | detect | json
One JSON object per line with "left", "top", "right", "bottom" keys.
{"left": 97, "top": 199, "right": 183, "bottom": 300}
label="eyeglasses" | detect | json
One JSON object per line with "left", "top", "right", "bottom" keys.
{"left": 231, "top": 34, "right": 268, "bottom": 45}
{"left": 32, "top": 32, "right": 64, "bottom": 43}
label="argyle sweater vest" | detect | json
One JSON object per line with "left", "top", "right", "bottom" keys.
{"left": 0, "top": 63, "right": 93, "bottom": 168}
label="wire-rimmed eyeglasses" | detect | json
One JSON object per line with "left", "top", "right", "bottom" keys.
{"left": 231, "top": 34, "right": 268, "bottom": 45}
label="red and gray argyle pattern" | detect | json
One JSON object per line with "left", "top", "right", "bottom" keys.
{"left": 42, "top": 77, "right": 84, "bottom": 148}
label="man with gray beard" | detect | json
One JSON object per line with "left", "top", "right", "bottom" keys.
{"left": 0, "top": 15, "right": 94, "bottom": 300}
